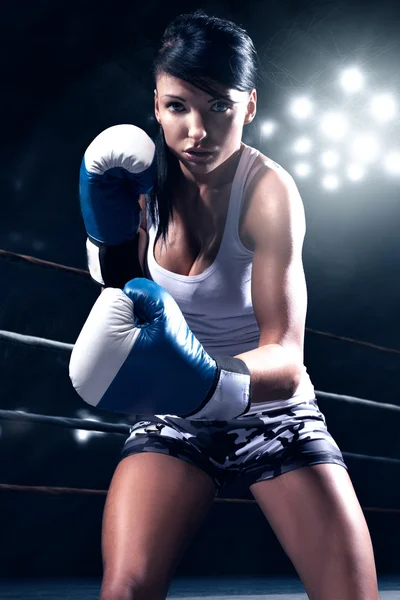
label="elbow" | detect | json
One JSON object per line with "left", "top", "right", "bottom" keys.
{"left": 288, "top": 362, "right": 303, "bottom": 397}
{"left": 279, "top": 362, "right": 303, "bottom": 400}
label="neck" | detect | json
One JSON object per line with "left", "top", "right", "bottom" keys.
{"left": 179, "top": 142, "right": 244, "bottom": 193}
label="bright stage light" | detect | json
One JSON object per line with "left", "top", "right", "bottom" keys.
{"left": 294, "top": 162, "right": 312, "bottom": 177}
{"left": 73, "top": 412, "right": 105, "bottom": 441}
{"left": 322, "top": 174, "right": 340, "bottom": 190}
{"left": 370, "top": 93, "right": 397, "bottom": 123}
{"left": 261, "top": 120, "right": 278, "bottom": 137}
{"left": 74, "top": 430, "right": 91, "bottom": 443}
{"left": 321, "top": 151, "right": 340, "bottom": 168}
{"left": 339, "top": 67, "right": 365, "bottom": 93}
{"left": 289, "top": 97, "right": 313, "bottom": 119}
{"left": 384, "top": 151, "right": 400, "bottom": 175}
{"left": 347, "top": 165, "right": 365, "bottom": 181}
{"left": 293, "top": 137, "right": 312, "bottom": 154}
{"left": 350, "top": 134, "right": 379, "bottom": 163}
{"left": 320, "top": 112, "right": 348, "bottom": 140}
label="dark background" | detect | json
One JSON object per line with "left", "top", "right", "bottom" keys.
{"left": 1, "top": 0, "right": 400, "bottom": 578}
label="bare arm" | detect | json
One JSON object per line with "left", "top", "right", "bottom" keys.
{"left": 236, "top": 166, "right": 307, "bottom": 403}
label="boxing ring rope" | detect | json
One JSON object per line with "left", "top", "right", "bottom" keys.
{"left": 1, "top": 246, "right": 400, "bottom": 516}
{"left": 0, "top": 409, "right": 129, "bottom": 434}
{"left": 0, "top": 330, "right": 74, "bottom": 353}
{"left": 0, "top": 482, "right": 399, "bottom": 514}
{"left": 0, "top": 248, "right": 89, "bottom": 278}
{"left": 2, "top": 247, "right": 400, "bottom": 355}
{"left": 1, "top": 406, "right": 400, "bottom": 466}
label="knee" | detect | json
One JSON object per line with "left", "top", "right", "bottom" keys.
{"left": 100, "top": 578, "right": 166, "bottom": 600}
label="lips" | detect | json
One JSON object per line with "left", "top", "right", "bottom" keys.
{"left": 184, "top": 148, "right": 214, "bottom": 154}
{"left": 183, "top": 149, "right": 215, "bottom": 163}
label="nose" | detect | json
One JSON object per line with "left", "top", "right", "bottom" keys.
{"left": 187, "top": 112, "right": 208, "bottom": 143}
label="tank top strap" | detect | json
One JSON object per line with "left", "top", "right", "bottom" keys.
{"left": 221, "top": 144, "right": 261, "bottom": 252}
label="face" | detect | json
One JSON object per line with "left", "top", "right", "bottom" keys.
{"left": 154, "top": 73, "right": 257, "bottom": 178}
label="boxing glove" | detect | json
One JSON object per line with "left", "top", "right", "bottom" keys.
{"left": 80, "top": 124, "right": 156, "bottom": 288}
{"left": 69, "top": 278, "right": 252, "bottom": 420}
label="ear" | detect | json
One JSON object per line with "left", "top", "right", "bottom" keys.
{"left": 244, "top": 89, "right": 257, "bottom": 125}
{"left": 154, "top": 89, "right": 161, "bottom": 124}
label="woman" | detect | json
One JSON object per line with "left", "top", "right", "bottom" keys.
{"left": 97, "top": 11, "right": 379, "bottom": 600}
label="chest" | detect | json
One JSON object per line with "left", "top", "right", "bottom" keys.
{"left": 153, "top": 185, "right": 253, "bottom": 277}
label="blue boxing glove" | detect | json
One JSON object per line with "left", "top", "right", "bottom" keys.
{"left": 80, "top": 124, "right": 156, "bottom": 288}
{"left": 69, "top": 278, "right": 252, "bottom": 420}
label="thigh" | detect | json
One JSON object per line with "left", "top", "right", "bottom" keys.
{"left": 102, "top": 452, "right": 216, "bottom": 599}
{"left": 251, "top": 464, "right": 379, "bottom": 600}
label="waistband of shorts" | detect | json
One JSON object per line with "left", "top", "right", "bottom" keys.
{"left": 246, "top": 395, "right": 316, "bottom": 415}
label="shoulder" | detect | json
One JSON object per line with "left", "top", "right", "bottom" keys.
{"left": 245, "top": 149, "right": 298, "bottom": 203}
{"left": 242, "top": 151, "right": 306, "bottom": 251}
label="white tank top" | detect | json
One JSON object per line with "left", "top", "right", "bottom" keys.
{"left": 146, "top": 143, "right": 315, "bottom": 411}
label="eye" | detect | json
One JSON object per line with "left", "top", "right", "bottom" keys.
{"left": 166, "top": 102, "right": 185, "bottom": 112}
{"left": 212, "top": 101, "right": 232, "bottom": 112}
{"left": 165, "top": 101, "right": 232, "bottom": 113}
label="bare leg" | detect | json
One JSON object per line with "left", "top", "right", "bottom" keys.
{"left": 100, "top": 452, "right": 216, "bottom": 600}
{"left": 251, "top": 464, "right": 380, "bottom": 599}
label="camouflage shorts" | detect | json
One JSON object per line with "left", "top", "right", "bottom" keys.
{"left": 121, "top": 397, "right": 347, "bottom": 492}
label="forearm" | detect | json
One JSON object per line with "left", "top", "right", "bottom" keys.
{"left": 235, "top": 344, "right": 302, "bottom": 404}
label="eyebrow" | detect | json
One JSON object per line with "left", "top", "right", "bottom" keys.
{"left": 161, "top": 94, "right": 236, "bottom": 103}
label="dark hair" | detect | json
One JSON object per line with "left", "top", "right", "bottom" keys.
{"left": 148, "top": 10, "right": 261, "bottom": 241}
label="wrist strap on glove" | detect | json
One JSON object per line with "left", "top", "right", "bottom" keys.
{"left": 86, "top": 236, "right": 143, "bottom": 288}
{"left": 183, "top": 355, "right": 252, "bottom": 420}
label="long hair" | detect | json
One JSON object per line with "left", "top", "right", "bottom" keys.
{"left": 148, "top": 10, "right": 261, "bottom": 241}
